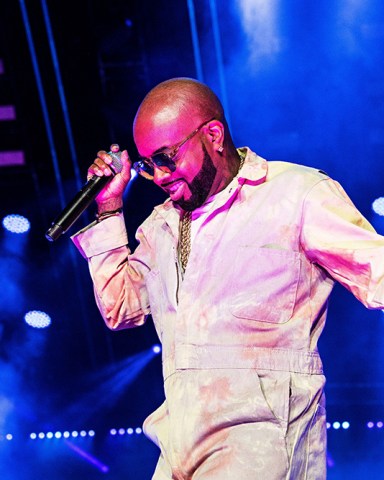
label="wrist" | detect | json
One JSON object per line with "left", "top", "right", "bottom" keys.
{"left": 96, "top": 198, "right": 123, "bottom": 214}
{"left": 95, "top": 207, "right": 123, "bottom": 223}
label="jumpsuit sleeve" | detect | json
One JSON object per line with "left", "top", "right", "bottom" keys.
{"left": 300, "top": 176, "right": 384, "bottom": 309}
{"left": 71, "top": 213, "right": 152, "bottom": 330}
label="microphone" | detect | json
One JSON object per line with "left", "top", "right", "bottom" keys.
{"left": 45, "top": 151, "right": 123, "bottom": 242}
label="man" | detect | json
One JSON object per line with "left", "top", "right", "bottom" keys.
{"left": 72, "top": 78, "right": 384, "bottom": 479}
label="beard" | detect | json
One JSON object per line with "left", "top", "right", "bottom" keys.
{"left": 174, "top": 142, "right": 217, "bottom": 211}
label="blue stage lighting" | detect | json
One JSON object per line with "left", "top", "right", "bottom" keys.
{"left": 152, "top": 344, "right": 161, "bottom": 354}
{"left": 24, "top": 310, "right": 51, "bottom": 328}
{"left": 372, "top": 197, "right": 384, "bottom": 216}
{"left": 2, "top": 214, "right": 31, "bottom": 233}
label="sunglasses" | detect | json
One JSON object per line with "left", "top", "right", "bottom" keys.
{"left": 133, "top": 117, "right": 215, "bottom": 180}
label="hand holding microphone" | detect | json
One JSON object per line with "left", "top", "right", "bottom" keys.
{"left": 45, "top": 145, "right": 132, "bottom": 241}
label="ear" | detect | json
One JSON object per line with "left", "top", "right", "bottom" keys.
{"left": 204, "top": 119, "right": 225, "bottom": 153}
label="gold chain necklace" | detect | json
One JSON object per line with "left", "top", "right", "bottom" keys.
{"left": 179, "top": 151, "right": 245, "bottom": 273}
{"left": 179, "top": 210, "right": 192, "bottom": 272}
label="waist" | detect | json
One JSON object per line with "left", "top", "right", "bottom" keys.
{"left": 163, "top": 344, "right": 323, "bottom": 380}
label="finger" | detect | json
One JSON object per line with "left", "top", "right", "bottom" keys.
{"left": 110, "top": 143, "right": 120, "bottom": 153}
{"left": 89, "top": 158, "right": 113, "bottom": 179}
{"left": 95, "top": 152, "right": 116, "bottom": 175}
{"left": 121, "top": 149, "right": 131, "bottom": 165}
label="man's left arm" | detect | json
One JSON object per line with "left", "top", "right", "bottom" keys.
{"left": 300, "top": 176, "right": 384, "bottom": 308}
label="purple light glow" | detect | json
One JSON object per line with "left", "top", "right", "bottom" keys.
{"left": 65, "top": 440, "right": 109, "bottom": 473}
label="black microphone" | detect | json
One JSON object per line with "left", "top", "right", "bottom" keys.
{"left": 45, "top": 151, "right": 123, "bottom": 242}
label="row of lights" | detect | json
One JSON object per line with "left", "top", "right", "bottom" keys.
{"left": 30, "top": 430, "right": 95, "bottom": 440}
{"left": 327, "top": 421, "right": 384, "bottom": 430}
{"left": 2, "top": 420, "right": 384, "bottom": 442}
{"left": 0, "top": 428, "right": 144, "bottom": 441}
{"left": 110, "top": 427, "right": 143, "bottom": 436}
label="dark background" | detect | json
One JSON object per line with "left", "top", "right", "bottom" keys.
{"left": 0, "top": 1, "right": 384, "bottom": 478}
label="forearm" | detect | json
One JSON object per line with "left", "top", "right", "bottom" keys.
{"left": 72, "top": 214, "right": 151, "bottom": 329}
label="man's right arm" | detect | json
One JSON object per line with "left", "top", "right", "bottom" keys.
{"left": 71, "top": 146, "right": 151, "bottom": 329}
{"left": 72, "top": 212, "right": 151, "bottom": 330}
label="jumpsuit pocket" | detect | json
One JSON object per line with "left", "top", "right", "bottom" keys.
{"left": 306, "top": 396, "right": 327, "bottom": 479}
{"left": 229, "top": 247, "right": 301, "bottom": 324}
{"left": 257, "top": 370, "right": 291, "bottom": 435}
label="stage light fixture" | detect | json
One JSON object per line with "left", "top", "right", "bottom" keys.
{"left": 372, "top": 197, "right": 384, "bottom": 216}
{"left": 2, "top": 214, "right": 30, "bottom": 233}
{"left": 152, "top": 344, "right": 161, "bottom": 354}
{"left": 24, "top": 310, "right": 51, "bottom": 328}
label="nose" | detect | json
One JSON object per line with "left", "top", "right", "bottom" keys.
{"left": 153, "top": 165, "right": 172, "bottom": 186}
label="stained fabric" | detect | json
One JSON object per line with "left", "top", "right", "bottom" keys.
{"left": 72, "top": 148, "right": 384, "bottom": 479}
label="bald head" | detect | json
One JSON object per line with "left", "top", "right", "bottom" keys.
{"left": 134, "top": 78, "right": 225, "bottom": 130}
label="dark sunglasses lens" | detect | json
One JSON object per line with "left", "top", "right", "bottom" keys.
{"left": 134, "top": 160, "right": 154, "bottom": 180}
{"left": 152, "top": 153, "right": 176, "bottom": 172}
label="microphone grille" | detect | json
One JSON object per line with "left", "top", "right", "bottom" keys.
{"left": 108, "top": 151, "right": 123, "bottom": 173}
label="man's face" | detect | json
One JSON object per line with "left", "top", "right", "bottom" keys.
{"left": 135, "top": 114, "right": 218, "bottom": 211}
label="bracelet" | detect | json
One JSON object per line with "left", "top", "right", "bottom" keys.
{"left": 95, "top": 208, "right": 123, "bottom": 222}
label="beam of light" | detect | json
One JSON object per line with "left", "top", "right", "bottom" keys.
{"left": 63, "top": 347, "right": 158, "bottom": 425}
{"left": 40, "top": 0, "right": 82, "bottom": 190}
{"left": 65, "top": 440, "right": 109, "bottom": 473}
{"left": 236, "top": 0, "right": 281, "bottom": 64}
{"left": 18, "top": 0, "right": 66, "bottom": 209}
{"left": 186, "top": 0, "right": 204, "bottom": 81}
{"left": 208, "top": 0, "right": 231, "bottom": 131}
